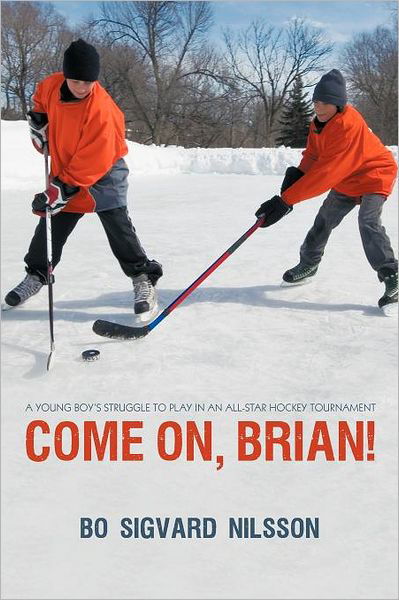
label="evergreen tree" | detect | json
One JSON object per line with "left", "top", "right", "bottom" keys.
{"left": 276, "top": 76, "right": 314, "bottom": 147}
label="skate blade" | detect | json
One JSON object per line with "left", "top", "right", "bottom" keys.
{"left": 1, "top": 302, "right": 15, "bottom": 311}
{"left": 280, "top": 278, "right": 314, "bottom": 288}
{"left": 381, "top": 303, "right": 398, "bottom": 317}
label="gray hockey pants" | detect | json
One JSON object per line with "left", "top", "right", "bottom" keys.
{"left": 299, "top": 190, "right": 397, "bottom": 276}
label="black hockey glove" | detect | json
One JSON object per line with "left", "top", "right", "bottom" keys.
{"left": 32, "top": 177, "right": 79, "bottom": 216}
{"left": 255, "top": 195, "right": 293, "bottom": 228}
{"left": 27, "top": 110, "right": 48, "bottom": 154}
{"left": 280, "top": 166, "right": 304, "bottom": 194}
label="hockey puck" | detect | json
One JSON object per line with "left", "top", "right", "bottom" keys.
{"left": 81, "top": 349, "right": 100, "bottom": 362}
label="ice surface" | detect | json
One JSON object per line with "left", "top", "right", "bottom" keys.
{"left": 1, "top": 121, "right": 398, "bottom": 599}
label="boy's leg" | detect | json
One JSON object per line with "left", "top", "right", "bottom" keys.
{"left": 97, "top": 206, "right": 162, "bottom": 285}
{"left": 299, "top": 190, "right": 357, "bottom": 265}
{"left": 24, "top": 212, "right": 84, "bottom": 280}
{"left": 357, "top": 194, "right": 397, "bottom": 273}
{"left": 4, "top": 211, "right": 83, "bottom": 307}
{"left": 358, "top": 194, "right": 397, "bottom": 309}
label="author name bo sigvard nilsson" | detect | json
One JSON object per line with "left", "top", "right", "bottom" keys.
{"left": 80, "top": 516, "right": 320, "bottom": 539}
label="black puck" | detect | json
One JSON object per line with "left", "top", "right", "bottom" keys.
{"left": 82, "top": 349, "right": 100, "bottom": 362}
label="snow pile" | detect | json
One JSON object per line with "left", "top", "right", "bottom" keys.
{"left": 1, "top": 120, "right": 398, "bottom": 185}
{"left": 126, "top": 142, "right": 305, "bottom": 176}
{"left": 128, "top": 143, "right": 398, "bottom": 176}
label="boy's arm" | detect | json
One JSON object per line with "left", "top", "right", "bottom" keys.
{"left": 298, "top": 128, "right": 318, "bottom": 173}
{"left": 32, "top": 80, "right": 47, "bottom": 113}
{"left": 282, "top": 127, "right": 359, "bottom": 205}
{"left": 28, "top": 81, "right": 48, "bottom": 154}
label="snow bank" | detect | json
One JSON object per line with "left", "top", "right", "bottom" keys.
{"left": 128, "top": 141, "right": 398, "bottom": 176}
{"left": 1, "top": 120, "right": 398, "bottom": 185}
{"left": 126, "top": 142, "right": 305, "bottom": 176}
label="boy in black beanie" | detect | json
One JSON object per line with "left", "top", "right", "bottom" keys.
{"left": 3, "top": 39, "right": 163, "bottom": 316}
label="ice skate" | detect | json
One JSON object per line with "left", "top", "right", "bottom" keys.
{"left": 132, "top": 273, "right": 158, "bottom": 320}
{"left": 378, "top": 270, "right": 398, "bottom": 317}
{"left": 2, "top": 273, "right": 44, "bottom": 310}
{"left": 281, "top": 262, "right": 318, "bottom": 287}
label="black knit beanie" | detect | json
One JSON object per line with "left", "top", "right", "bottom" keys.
{"left": 312, "top": 69, "right": 347, "bottom": 109}
{"left": 63, "top": 39, "right": 100, "bottom": 81}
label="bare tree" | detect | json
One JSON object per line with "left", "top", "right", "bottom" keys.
{"left": 90, "top": 1, "right": 214, "bottom": 144}
{"left": 1, "top": 1, "right": 72, "bottom": 117}
{"left": 222, "top": 18, "right": 333, "bottom": 145}
{"left": 384, "top": 1, "right": 398, "bottom": 29}
{"left": 88, "top": 40, "right": 151, "bottom": 141}
{"left": 342, "top": 25, "right": 398, "bottom": 144}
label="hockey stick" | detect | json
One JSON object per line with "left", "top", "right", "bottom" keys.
{"left": 93, "top": 216, "right": 266, "bottom": 340}
{"left": 44, "top": 144, "right": 55, "bottom": 370}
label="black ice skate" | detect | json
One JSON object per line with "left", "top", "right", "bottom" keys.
{"left": 2, "top": 273, "right": 44, "bottom": 310}
{"left": 378, "top": 269, "right": 398, "bottom": 316}
{"left": 282, "top": 262, "right": 318, "bottom": 286}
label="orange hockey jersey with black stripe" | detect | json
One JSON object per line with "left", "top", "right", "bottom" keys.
{"left": 32, "top": 73, "right": 128, "bottom": 212}
{"left": 282, "top": 105, "right": 397, "bottom": 206}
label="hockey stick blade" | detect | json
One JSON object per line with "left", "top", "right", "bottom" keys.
{"left": 47, "top": 350, "right": 55, "bottom": 371}
{"left": 93, "top": 319, "right": 150, "bottom": 340}
{"left": 92, "top": 219, "right": 265, "bottom": 341}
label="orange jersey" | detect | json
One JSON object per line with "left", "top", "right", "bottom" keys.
{"left": 282, "top": 105, "right": 397, "bottom": 206}
{"left": 33, "top": 73, "right": 128, "bottom": 212}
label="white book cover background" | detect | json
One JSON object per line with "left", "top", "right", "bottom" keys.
{"left": 1, "top": 121, "right": 398, "bottom": 599}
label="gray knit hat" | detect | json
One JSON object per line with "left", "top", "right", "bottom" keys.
{"left": 312, "top": 69, "right": 347, "bottom": 108}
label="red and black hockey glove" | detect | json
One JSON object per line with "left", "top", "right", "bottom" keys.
{"left": 27, "top": 110, "right": 48, "bottom": 154}
{"left": 255, "top": 195, "right": 293, "bottom": 228}
{"left": 32, "top": 177, "right": 79, "bottom": 216}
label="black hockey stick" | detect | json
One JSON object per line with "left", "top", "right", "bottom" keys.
{"left": 92, "top": 217, "right": 265, "bottom": 340}
{"left": 44, "top": 145, "right": 55, "bottom": 370}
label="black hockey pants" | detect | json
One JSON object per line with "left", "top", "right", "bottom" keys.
{"left": 24, "top": 206, "right": 163, "bottom": 285}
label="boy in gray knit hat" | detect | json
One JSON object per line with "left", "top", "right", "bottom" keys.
{"left": 255, "top": 69, "right": 397, "bottom": 313}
